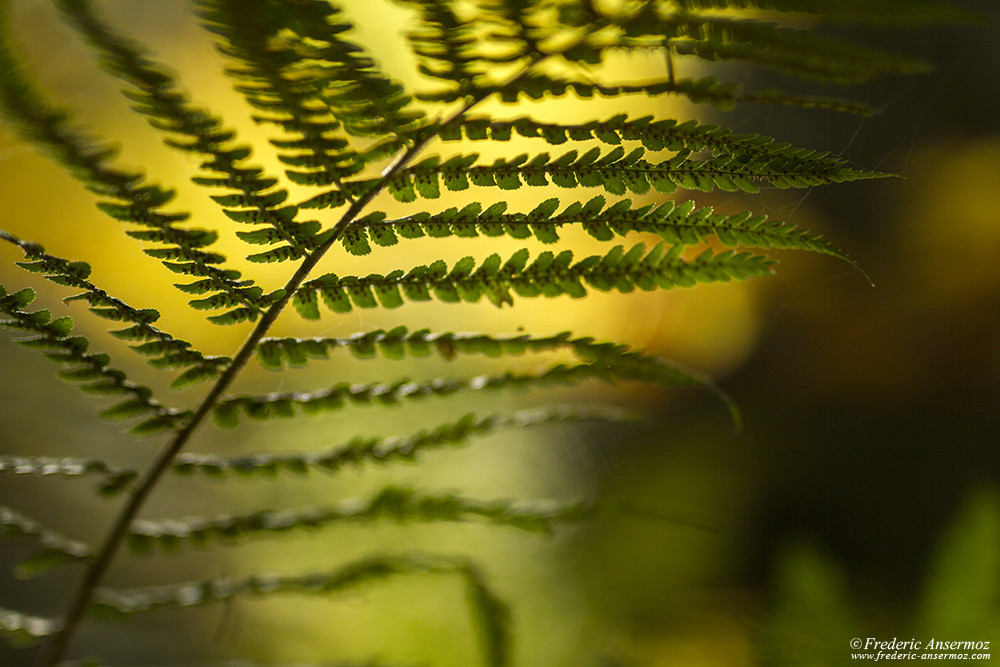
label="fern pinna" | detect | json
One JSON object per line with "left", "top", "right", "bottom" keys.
{"left": 0, "top": 1, "right": 964, "bottom": 665}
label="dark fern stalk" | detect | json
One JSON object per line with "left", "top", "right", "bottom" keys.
{"left": 0, "top": 1, "right": 974, "bottom": 665}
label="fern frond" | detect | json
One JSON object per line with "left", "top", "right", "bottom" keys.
{"left": 196, "top": 0, "right": 360, "bottom": 193}
{"left": 251, "top": 328, "right": 735, "bottom": 420}
{"left": 477, "top": 0, "right": 548, "bottom": 60}
{"left": 419, "top": 72, "right": 736, "bottom": 107}
{"left": 0, "top": 1, "right": 951, "bottom": 664}
{"left": 0, "top": 506, "right": 93, "bottom": 577}
{"left": 0, "top": 607, "right": 59, "bottom": 644}
{"left": 421, "top": 72, "right": 876, "bottom": 116}
{"left": 188, "top": 405, "right": 631, "bottom": 474}
{"left": 303, "top": 123, "right": 877, "bottom": 209}
{"left": 213, "top": 353, "right": 724, "bottom": 428}
{"left": 54, "top": 0, "right": 330, "bottom": 278}
{"left": 661, "top": 0, "right": 982, "bottom": 25}
{"left": 92, "top": 555, "right": 509, "bottom": 667}
{"left": 199, "top": 0, "right": 426, "bottom": 148}
{"left": 376, "top": 146, "right": 882, "bottom": 202}
{"left": 668, "top": 18, "right": 925, "bottom": 84}
{"left": 0, "top": 455, "right": 137, "bottom": 496}
{"left": 0, "top": 285, "right": 190, "bottom": 435}
{"left": 400, "top": 0, "right": 490, "bottom": 99}
{"left": 292, "top": 243, "right": 772, "bottom": 316}
{"left": 1, "top": 231, "right": 229, "bottom": 387}
{"left": 440, "top": 114, "right": 849, "bottom": 159}
{"left": 2, "top": 408, "right": 626, "bottom": 492}
{"left": 256, "top": 327, "right": 695, "bottom": 373}
{"left": 127, "top": 487, "right": 588, "bottom": 555}
{"left": 0, "top": 12, "right": 266, "bottom": 324}
{"left": 565, "top": 11, "right": 926, "bottom": 84}
{"left": 338, "top": 195, "right": 861, "bottom": 273}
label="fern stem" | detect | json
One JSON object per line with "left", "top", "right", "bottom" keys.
{"left": 37, "top": 59, "right": 537, "bottom": 667}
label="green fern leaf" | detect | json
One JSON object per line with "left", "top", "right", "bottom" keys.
{"left": 341, "top": 195, "right": 862, "bottom": 275}
{"left": 177, "top": 406, "right": 631, "bottom": 479}
{"left": 589, "top": 12, "right": 928, "bottom": 84}
{"left": 0, "top": 455, "right": 137, "bottom": 495}
{"left": 443, "top": 115, "right": 863, "bottom": 164}
{"left": 0, "top": 606, "right": 59, "bottom": 644}
{"left": 3, "top": 231, "right": 232, "bottom": 380}
{"left": 294, "top": 243, "right": 773, "bottom": 315}
{"left": 401, "top": 0, "right": 488, "bottom": 100}
{"left": 256, "top": 327, "right": 699, "bottom": 373}
{"left": 91, "top": 555, "right": 509, "bottom": 666}
{"left": 0, "top": 13, "right": 266, "bottom": 321}
{"left": 55, "top": 0, "right": 326, "bottom": 265}
{"left": 126, "top": 487, "right": 594, "bottom": 555}
{"left": 663, "top": 0, "right": 981, "bottom": 25}
{"left": 195, "top": 0, "right": 363, "bottom": 200}
{"left": 419, "top": 72, "right": 739, "bottom": 109}
{"left": 198, "top": 0, "right": 427, "bottom": 148}
{"left": 427, "top": 72, "right": 876, "bottom": 116}
{"left": 0, "top": 284, "right": 190, "bottom": 434}
{"left": 213, "top": 353, "right": 725, "bottom": 427}
{"left": 380, "top": 146, "right": 883, "bottom": 201}
{"left": 0, "top": 506, "right": 93, "bottom": 577}
{"left": 251, "top": 328, "right": 734, "bottom": 418}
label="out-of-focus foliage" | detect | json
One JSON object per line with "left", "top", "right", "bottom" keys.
{"left": 759, "top": 489, "right": 1000, "bottom": 666}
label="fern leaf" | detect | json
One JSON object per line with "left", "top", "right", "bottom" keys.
{"left": 127, "top": 487, "right": 590, "bottom": 554}
{"left": 0, "top": 606, "right": 59, "bottom": 644}
{"left": 419, "top": 72, "right": 739, "bottom": 108}
{"left": 213, "top": 351, "right": 726, "bottom": 427}
{"left": 257, "top": 327, "right": 686, "bottom": 369}
{"left": 662, "top": 0, "right": 982, "bottom": 25}
{"left": 0, "top": 455, "right": 137, "bottom": 496}
{"left": 91, "top": 555, "right": 510, "bottom": 664}
{"left": 0, "top": 13, "right": 266, "bottom": 323}
{"left": 89, "top": 556, "right": 414, "bottom": 614}
{"left": 340, "top": 196, "right": 862, "bottom": 273}
{"left": 0, "top": 2, "right": 950, "bottom": 665}
{"left": 424, "top": 72, "right": 876, "bottom": 116}
{"left": 735, "top": 89, "right": 876, "bottom": 115}
{"left": 406, "top": 0, "right": 498, "bottom": 99}
{"left": 199, "top": 0, "right": 426, "bottom": 149}
{"left": 196, "top": 0, "right": 361, "bottom": 195}
{"left": 477, "top": 0, "right": 547, "bottom": 61}
{"left": 0, "top": 285, "right": 190, "bottom": 435}
{"left": 252, "top": 328, "right": 731, "bottom": 415}
{"left": 0, "top": 506, "right": 93, "bottom": 577}
{"left": 581, "top": 11, "right": 927, "bottom": 84}
{"left": 293, "top": 243, "right": 773, "bottom": 316}
{"left": 55, "top": 0, "right": 329, "bottom": 271}
{"left": 381, "top": 146, "right": 882, "bottom": 202}
{"left": 1, "top": 230, "right": 229, "bottom": 385}
{"left": 442, "top": 114, "right": 856, "bottom": 162}
{"left": 184, "top": 406, "right": 631, "bottom": 477}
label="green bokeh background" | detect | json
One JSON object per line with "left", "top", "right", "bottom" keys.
{"left": 2, "top": 2, "right": 999, "bottom": 665}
